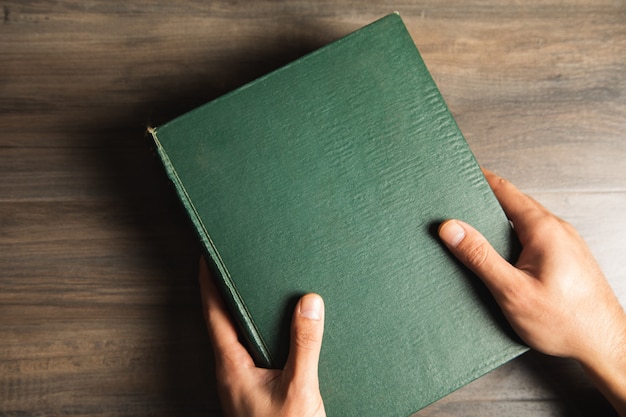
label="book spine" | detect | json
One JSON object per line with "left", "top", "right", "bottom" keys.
{"left": 148, "top": 127, "right": 273, "bottom": 368}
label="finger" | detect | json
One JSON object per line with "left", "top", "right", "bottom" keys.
{"left": 438, "top": 219, "right": 521, "bottom": 299}
{"left": 198, "top": 257, "right": 255, "bottom": 368}
{"left": 283, "top": 293, "right": 325, "bottom": 385}
{"left": 482, "top": 169, "right": 550, "bottom": 245}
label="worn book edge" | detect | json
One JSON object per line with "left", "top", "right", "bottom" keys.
{"left": 148, "top": 126, "right": 273, "bottom": 367}
{"left": 145, "top": 15, "right": 409, "bottom": 369}
{"left": 147, "top": 15, "right": 529, "bottom": 414}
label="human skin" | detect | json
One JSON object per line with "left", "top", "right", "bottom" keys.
{"left": 199, "top": 258, "right": 326, "bottom": 417}
{"left": 439, "top": 169, "right": 626, "bottom": 416}
{"left": 201, "top": 169, "right": 626, "bottom": 417}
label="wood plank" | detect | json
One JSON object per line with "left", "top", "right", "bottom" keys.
{"left": 417, "top": 352, "right": 616, "bottom": 417}
{"left": 0, "top": 144, "right": 170, "bottom": 201}
{"left": 1, "top": 0, "right": 625, "bottom": 416}
{"left": 2, "top": 192, "right": 625, "bottom": 415}
{"left": 0, "top": 198, "right": 199, "bottom": 283}
{"left": 2, "top": 1, "right": 624, "bottom": 146}
{"left": 0, "top": 198, "right": 216, "bottom": 416}
{"left": 0, "top": 124, "right": 624, "bottom": 203}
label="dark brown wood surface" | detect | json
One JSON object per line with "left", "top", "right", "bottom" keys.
{"left": 1, "top": 1, "right": 624, "bottom": 416}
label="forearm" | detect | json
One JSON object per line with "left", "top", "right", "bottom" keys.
{"left": 578, "top": 322, "right": 626, "bottom": 416}
{"left": 440, "top": 170, "right": 626, "bottom": 415}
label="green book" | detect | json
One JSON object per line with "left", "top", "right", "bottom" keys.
{"left": 150, "top": 13, "right": 527, "bottom": 417}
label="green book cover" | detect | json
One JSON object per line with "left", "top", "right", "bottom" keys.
{"left": 150, "top": 13, "right": 528, "bottom": 417}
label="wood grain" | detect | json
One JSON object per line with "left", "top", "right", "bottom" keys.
{"left": 1, "top": 1, "right": 624, "bottom": 416}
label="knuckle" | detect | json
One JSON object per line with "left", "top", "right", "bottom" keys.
{"left": 489, "top": 174, "right": 510, "bottom": 192}
{"left": 557, "top": 217, "right": 580, "bottom": 237}
{"left": 494, "top": 176, "right": 510, "bottom": 189}
{"left": 536, "top": 212, "right": 560, "bottom": 230}
{"left": 527, "top": 212, "right": 578, "bottom": 243}
{"left": 499, "top": 273, "right": 537, "bottom": 311}
{"left": 462, "top": 239, "right": 490, "bottom": 270}
{"left": 293, "top": 324, "right": 322, "bottom": 351}
{"left": 500, "top": 280, "right": 524, "bottom": 307}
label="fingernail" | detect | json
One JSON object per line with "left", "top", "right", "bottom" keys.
{"left": 439, "top": 220, "right": 466, "bottom": 248}
{"left": 300, "top": 294, "right": 323, "bottom": 321}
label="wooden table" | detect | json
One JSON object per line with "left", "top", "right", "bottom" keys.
{"left": 2, "top": 1, "right": 625, "bottom": 416}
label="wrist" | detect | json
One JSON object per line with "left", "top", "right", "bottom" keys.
{"left": 576, "top": 316, "right": 626, "bottom": 415}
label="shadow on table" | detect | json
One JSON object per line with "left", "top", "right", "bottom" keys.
{"left": 522, "top": 351, "right": 617, "bottom": 417}
{"left": 90, "top": 29, "right": 327, "bottom": 416}
{"left": 90, "top": 27, "right": 617, "bottom": 417}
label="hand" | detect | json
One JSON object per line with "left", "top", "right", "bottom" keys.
{"left": 198, "top": 257, "right": 326, "bottom": 417}
{"left": 438, "top": 169, "right": 626, "bottom": 415}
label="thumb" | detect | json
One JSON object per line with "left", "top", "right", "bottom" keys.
{"left": 284, "top": 293, "right": 325, "bottom": 385}
{"left": 438, "top": 219, "right": 518, "bottom": 299}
